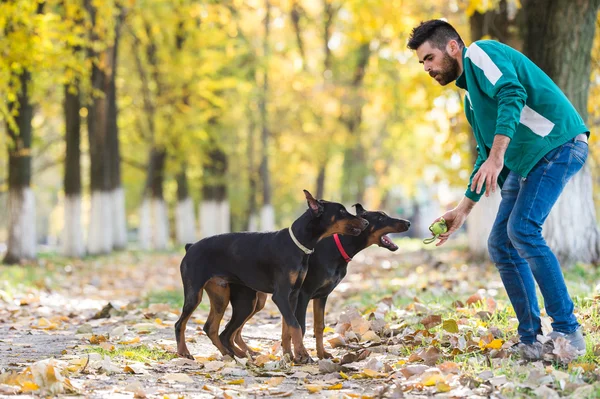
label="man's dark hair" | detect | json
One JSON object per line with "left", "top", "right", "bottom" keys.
{"left": 407, "top": 19, "right": 464, "bottom": 51}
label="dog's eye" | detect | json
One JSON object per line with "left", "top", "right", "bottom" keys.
{"left": 340, "top": 209, "right": 346, "bottom": 215}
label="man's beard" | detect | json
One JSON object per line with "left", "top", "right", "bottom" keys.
{"left": 430, "top": 52, "right": 460, "bottom": 86}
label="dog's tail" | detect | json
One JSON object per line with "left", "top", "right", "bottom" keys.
{"left": 184, "top": 243, "right": 193, "bottom": 252}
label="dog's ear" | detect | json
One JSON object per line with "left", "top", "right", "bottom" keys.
{"left": 353, "top": 203, "right": 366, "bottom": 216}
{"left": 304, "top": 189, "right": 323, "bottom": 216}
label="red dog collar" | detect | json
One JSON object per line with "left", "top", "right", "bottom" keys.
{"left": 333, "top": 234, "right": 352, "bottom": 263}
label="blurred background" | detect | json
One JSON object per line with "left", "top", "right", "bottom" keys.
{"left": 0, "top": 0, "right": 598, "bottom": 265}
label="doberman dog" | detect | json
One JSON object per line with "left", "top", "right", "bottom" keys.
{"left": 174, "top": 190, "right": 368, "bottom": 363}
{"left": 212, "top": 204, "right": 410, "bottom": 360}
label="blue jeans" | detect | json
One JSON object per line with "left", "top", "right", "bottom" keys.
{"left": 487, "top": 137, "right": 588, "bottom": 344}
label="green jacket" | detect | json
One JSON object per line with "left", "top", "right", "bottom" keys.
{"left": 456, "top": 40, "right": 588, "bottom": 202}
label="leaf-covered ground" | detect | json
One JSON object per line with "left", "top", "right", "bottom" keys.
{"left": 1, "top": 242, "right": 600, "bottom": 398}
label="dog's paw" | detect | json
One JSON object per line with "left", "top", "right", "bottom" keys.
{"left": 318, "top": 351, "right": 334, "bottom": 360}
{"left": 178, "top": 352, "right": 195, "bottom": 361}
{"left": 294, "top": 352, "right": 314, "bottom": 364}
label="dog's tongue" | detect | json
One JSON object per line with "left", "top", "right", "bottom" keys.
{"left": 381, "top": 235, "right": 398, "bottom": 251}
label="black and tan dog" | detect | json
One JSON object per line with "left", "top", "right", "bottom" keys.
{"left": 175, "top": 190, "right": 368, "bottom": 362}
{"left": 209, "top": 204, "right": 410, "bottom": 360}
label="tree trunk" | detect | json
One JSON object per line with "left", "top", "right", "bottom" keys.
{"left": 521, "top": 0, "right": 600, "bottom": 265}
{"left": 314, "top": 1, "right": 337, "bottom": 201}
{"left": 86, "top": 0, "right": 113, "bottom": 255}
{"left": 200, "top": 145, "right": 230, "bottom": 237}
{"left": 4, "top": 71, "right": 36, "bottom": 264}
{"left": 316, "top": 164, "right": 326, "bottom": 199}
{"left": 139, "top": 148, "right": 169, "bottom": 250}
{"left": 246, "top": 104, "right": 259, "bottom": 231}
{"left": 62, "top": 82, "right": 84, "bottom": 258}
{"left": 108, "top": 11, "right": 127, "bottom": 250}
{"left": 176, "top": 166, "right": 197, "bottom": 245}
{"left": 340, "top": 42, "right": 371, "bottom": 205}
{"left": 259, "top": 0, "right": 274, "bottom": 231}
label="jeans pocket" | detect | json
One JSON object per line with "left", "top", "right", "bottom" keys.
{"left": 542, "top": 145, "right": 562, "bottom": 163}
{"left": 571, "top": 140, "right": 588, "bottom": 165}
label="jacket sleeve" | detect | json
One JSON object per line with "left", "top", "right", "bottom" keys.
{"left": 466, "top": 41, "right": 527, "bottom": 140}
{"left": 465, "top": 147, "right": 485, "bottom": 202}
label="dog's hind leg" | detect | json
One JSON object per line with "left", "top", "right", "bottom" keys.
{"left": 232, "top": 292, "right": 267, "bottom": 356}
{"left": 175, "top": 278, "right": 204, "bottom": 360}
{"left": 203, "top": 278, "right": 234, "bottom": 357}
{"left": 220, "top": 286, "right": 259, "bottom": 358}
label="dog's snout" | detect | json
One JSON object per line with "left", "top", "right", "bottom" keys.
{"left": 406, "top": 221, "right": 411, "bottom": 228}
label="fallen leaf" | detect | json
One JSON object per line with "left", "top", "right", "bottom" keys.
{"left": 360, "top": 330, "right": 381, "bottom": 343}
{"left": 267, "top": 376, "right": 285, "bottom": 387}
{"left": 327, "top": 382, "right": 343, "bottom": 390}
{"left": 89, "top": 335, "right": 107, "bottom": 345}
{"left": 438, "top": 361, "right": 460, "bottom": 374}
{"left": 399, "top": 364, "right": 429, "bottom": 378}
{"left": 204, "top": 361, "right": 225, "bottom": 372}
{"left": 466, "top": 293, "right": 483, "bottom": 306}
{"left": 327, "top": 335, "right": 346, "bottom": 349}
{"left": 362, "top": 369, "right": 387, "bottom": 378}
{"left": 164, "top": 373, "right": 194, "bottom": 384}
{"left": 99, "top": 342, "right": 115, "bottom": 351}
{"left": 442, "top": 319, "right": 459, "bottom": 333}
{"left": 419, "top": 346, "right": 441, "bottom": 366}
{"left": 226, "top": 379, "right": 245, "bottom": 385}
{"left": 436, "top": 381, "right": 452, "bottom": 393}
{"left": 253, "top": 355, "right": 271, "bottom": 367}
{"left": 485, "top": 339, "right": 503, "bottom": 350}
{"left": 305, "top": 384, "right": 323, "bottom": 393}
{"left": 119, "top": 336, "right": 141, "bottom": 345}
{"left": 340, "top": 349, "right": 370, "bottom": 365}
{"left": 123, "top": 366, "right": 135, "bottom": 374}
{"left": 318, "top": 359, "right": 342, "bottom": 373}
{"left": 553, "top": 337, "right": 580, "bottom": 364}
{"left": 420, "top": 371, "right": 445, "bottom": 386}
{"left": 420, "top": 315, "right": 442, "bottom": 330}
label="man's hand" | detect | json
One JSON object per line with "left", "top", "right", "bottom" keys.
{"left": 471, "top": 134, "right": 510, "bottom": 196}
{"left": 431, "top": 197, "right": 476, "bottom": 246}
{"left": 471, "top": 156, "right": 504, "bottom": 196}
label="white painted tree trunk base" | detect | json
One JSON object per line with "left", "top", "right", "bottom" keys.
{"left": 88, "top": 191, "right": 113, "bottom": 255}
{"left": 138, "top": 198, "right": 169, "bottom": 250}
{"left": 152, "top": 199, "right": 169, "bottom": 250}
{"left": 61, "top": 195, "right": 85, "bottom": 258}
{"left": 138, "top": 199, "right": 152, "bottom": 251}
{"left": 544, "top": 165, "right": 600, "bottom": 266}
{"left": 467, "top": 190, "right": 501, "bottom": 260}
{"left": 260, "top": 205, "right": 275, "bottom": 232}
{"left": 112, "top": 188, "right": 127, "bottom": 250}
{"left": 176, "top": 197, "right": 197, "bottom": 245}
{"left": 248, "top": 213, "right": 259, "bottom": 232}
{"left": 5, "top": 188, "right": 36, "bottom": 263}
{"left": 200, "top": 200, "right": 230, "bottom": 238}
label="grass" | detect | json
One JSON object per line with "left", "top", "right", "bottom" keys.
{"left": 0, "top": 263, "right": 55, "bottom": 295}
{"left": 143, "top": 289, "right": 210, "bottom": 312}
{"left": 87, "top": 344, "right": 177, "bottom": 363}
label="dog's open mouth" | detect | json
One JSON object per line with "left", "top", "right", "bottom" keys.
{"left": 380, "top": 235, "right": 398, "bottom": 251}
